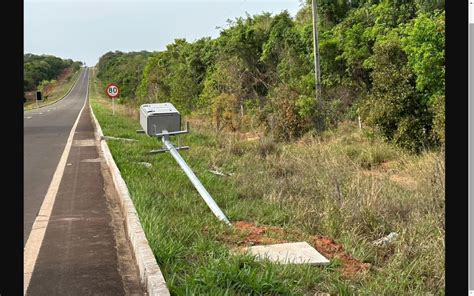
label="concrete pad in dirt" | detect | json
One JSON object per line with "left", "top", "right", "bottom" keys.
{"left": 246, "top": 242, "right": 330, "bottom": 265}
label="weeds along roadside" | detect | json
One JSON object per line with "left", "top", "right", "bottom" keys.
{"left": 24, "top": 67, "right": 82, "bottom": 111}
{"left": 89, "top": 70, "right": 445, "bottom": 294}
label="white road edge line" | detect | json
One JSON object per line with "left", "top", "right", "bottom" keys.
{"left": 23, "top": 70, "right": 89, "bottom": 295}
{"left": 24, "top": 67, "right": 84, "bottom": 114}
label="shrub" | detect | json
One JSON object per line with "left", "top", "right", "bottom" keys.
{"left": 263, "top": 85, "right": 309, "bottom": 141}
{"left": 360, "top": 31, "right": 435, "bottom": 152}
{"left": 211, "top": 93, "right": 241, "bottom": 132}
{"left": 256, "top": 136, "right": 277, "bottom": 158}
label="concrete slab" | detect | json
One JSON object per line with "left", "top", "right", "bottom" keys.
{"left": 246, "top": 242, "right": 330, "bottom": 265}
{"left": 81, "top": 158, "right": 101, "bottom": 163}
{"left": 73, "top": 139, "right": 95, "bottom": 146}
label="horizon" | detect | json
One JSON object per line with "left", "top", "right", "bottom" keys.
{"left": 24, "top": 1, "right": 302, "bottom": 66}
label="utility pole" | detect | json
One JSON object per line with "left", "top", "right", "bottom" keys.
{"left": 311, "top": 0, "right": 322, "bottom": 103}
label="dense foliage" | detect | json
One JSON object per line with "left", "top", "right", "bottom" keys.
{"left": 24, "top": 54, "right": 82, "bottom": 92}
{"left": 96, "top": 51, "right": 153, "bottom": 98}
{"left": 96, "top": 0, "right": 444, "bottom": 152}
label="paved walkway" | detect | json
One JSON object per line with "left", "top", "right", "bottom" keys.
{"left": 26, "top": 102, "right": 145, "bottom": 295}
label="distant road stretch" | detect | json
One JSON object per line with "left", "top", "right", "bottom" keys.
{"left": 24, "top": 68, "right": 89, "bottom": 245}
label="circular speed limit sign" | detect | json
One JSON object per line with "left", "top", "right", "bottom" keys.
{"left": 105, "top": 83, "right": 120, "bottom": 99}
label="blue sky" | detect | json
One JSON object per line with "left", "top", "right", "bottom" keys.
{"left": 24, "top": 1, "right": 303, "bottom": 66}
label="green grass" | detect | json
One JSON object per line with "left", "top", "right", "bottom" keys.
{"left": 90, "top": 69, "right": 445, "bottom": 295}
{"left": 24, "top": 68, "right": 82, "bottom": 111}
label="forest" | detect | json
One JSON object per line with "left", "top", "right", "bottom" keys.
{"left": 24, "top": 53, "right": 82, "bottom": 92}
{"left": 96, "top": 0, "right": 445, "bottom": 153}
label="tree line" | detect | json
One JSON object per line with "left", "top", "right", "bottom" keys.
{"left": 24, "top": 53, "right": 82, "bottom": 92}
{"left": 96, "top": 0, "right": 444, "bottom": 152}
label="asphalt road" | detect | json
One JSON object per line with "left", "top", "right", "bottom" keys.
{"left": 24, "top": 68, "right": 89, "bottom": 245}
{"left": 25, "top": 94, "right": 144, "bottom": 295}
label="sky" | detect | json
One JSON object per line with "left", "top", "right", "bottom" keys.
{"left": 24, "top": 0, "right": 303, "bottom": 66}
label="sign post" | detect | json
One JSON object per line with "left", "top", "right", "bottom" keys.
{"left": 36, "top": 91, "right": 42, "bottom": 108}
{"left": 105, "top": 83, "right": 120, "bottom": 115}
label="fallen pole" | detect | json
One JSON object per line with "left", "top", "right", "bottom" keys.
{"left": 162, "top": 136, "right": 231, "bottom": 226}
{"left": 139, "top": 103, "right": 232, "bottom": 226}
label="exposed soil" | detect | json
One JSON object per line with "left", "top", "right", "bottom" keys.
{"left": 361, "top": 160, "right": 417, "bottom": 190}
{"left": 225, "top": 220, "right": 370, "bottom": 278}
{"left": 361, "top": 170, "right": 384, "bottom": 178}
{"left": 25, "top": 67, "right": 74, "bottom": 101}
{"left": 43, "top": 68, "right": 72, "bottom": 96}
{"left": 188, "top": 117, "right": 210, "bottom": 129}
{"left": 379, "top": 160, "right": 398, "bottom": 171}
{"left": 42, "top": 82, "right": 55, "bottom": 96}
{"left": 389, "top": 174, "right": 417, "bottom": 190}
{"left": 311, "top": 235, "right": 370, "bottom": 278}
{"left": 239, "top": 132, "right": 260, "bottom": 141}
{"left": 229, "top": 221, "right": 288, "bottom": 246}
{"left": 25, "top": 91, "right": 36, "bottom": 101}
{"left": 57, "top": 67, "right": 73, "bottom": 81}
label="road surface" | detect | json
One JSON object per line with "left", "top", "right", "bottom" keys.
{"left": 23, "top": 67, "right": 144, "bottom": 294}
{"left": 24, "top": 68, "right": 89, "bottom": 245}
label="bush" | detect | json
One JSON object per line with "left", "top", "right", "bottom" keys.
{"left": 212, "top": 93, "right": 241, "bottom": 131}
{"left": 344, "top": 145, "right": 396, "bottom": 170}
{"left": 256, "top": 136, "right": 277, "bottom": 158}
{"left": 263, "top": 85, "right": 309, "bottom": 141}
{"left": 360, "top": 31, "right": 435, "bottom": 152}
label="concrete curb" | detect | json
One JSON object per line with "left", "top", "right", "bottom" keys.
{"left": 24, "top": 68, "right": 83, "bottom": 112}
{"left": 89, "top": 103, "right": 170, "bottom": 296}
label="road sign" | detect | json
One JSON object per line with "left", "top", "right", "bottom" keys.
{"left": 36, "top": 91, "right": 42, "bottom": 100}
{"left": 105, "top": 83, "right": 120, "bottom": 99}
{"left": 105, "top": 83, "right": 120, "bottom": 115}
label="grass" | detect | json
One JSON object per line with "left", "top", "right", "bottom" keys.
{"left": 89, "top": 69, "right": 445, "bottom": 295}
{"left": 24, "top": 68, "right": 82, "bottom": 111}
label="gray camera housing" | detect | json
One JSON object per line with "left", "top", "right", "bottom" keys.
{"left": 139, "top": 103, "right": 181, "bottom": 136}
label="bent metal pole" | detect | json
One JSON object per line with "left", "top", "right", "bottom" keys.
{"left": 162, "top": 137, "right": 231, "bottom": 226}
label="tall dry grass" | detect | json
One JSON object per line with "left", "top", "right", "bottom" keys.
{"left": 209, "top": 120, "right": 445, "bottom": 293}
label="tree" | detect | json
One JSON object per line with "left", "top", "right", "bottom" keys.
{"left": 23, "top": 54, "right": 77, "bottom": 92}
{"left": 97, "top": 1, "right": 444, "bottom": 152}
{"left": 360, "top": 30, "right": 434, "bottom": 152}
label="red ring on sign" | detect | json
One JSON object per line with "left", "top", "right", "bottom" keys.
{"left": 105, "top": 83, "right": 120, "bottom": 99}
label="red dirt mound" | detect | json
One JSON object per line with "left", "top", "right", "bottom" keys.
{"left": 311, "top": 235, "right": 370, "bottom": 278}
{"left": 227, "top": 221, "right": 287, "bottom": 246}
{"left": 225, "top": 220, "right": 370, "bottom": 278}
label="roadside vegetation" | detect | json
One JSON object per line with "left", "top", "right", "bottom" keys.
{"left": 24, "top": 68, "right": 82, "bottom": 111}
{"left": 96, "top": 0, "right": 445, "bottom": 153}
{"left": 91, "top": 0, "right": 445, "bottom": 294}
{"left": 24, "top": 53, "right": 82, "bottom": 109}
{"left": 90, "top": 64, "right": 444, "bottom": 294}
